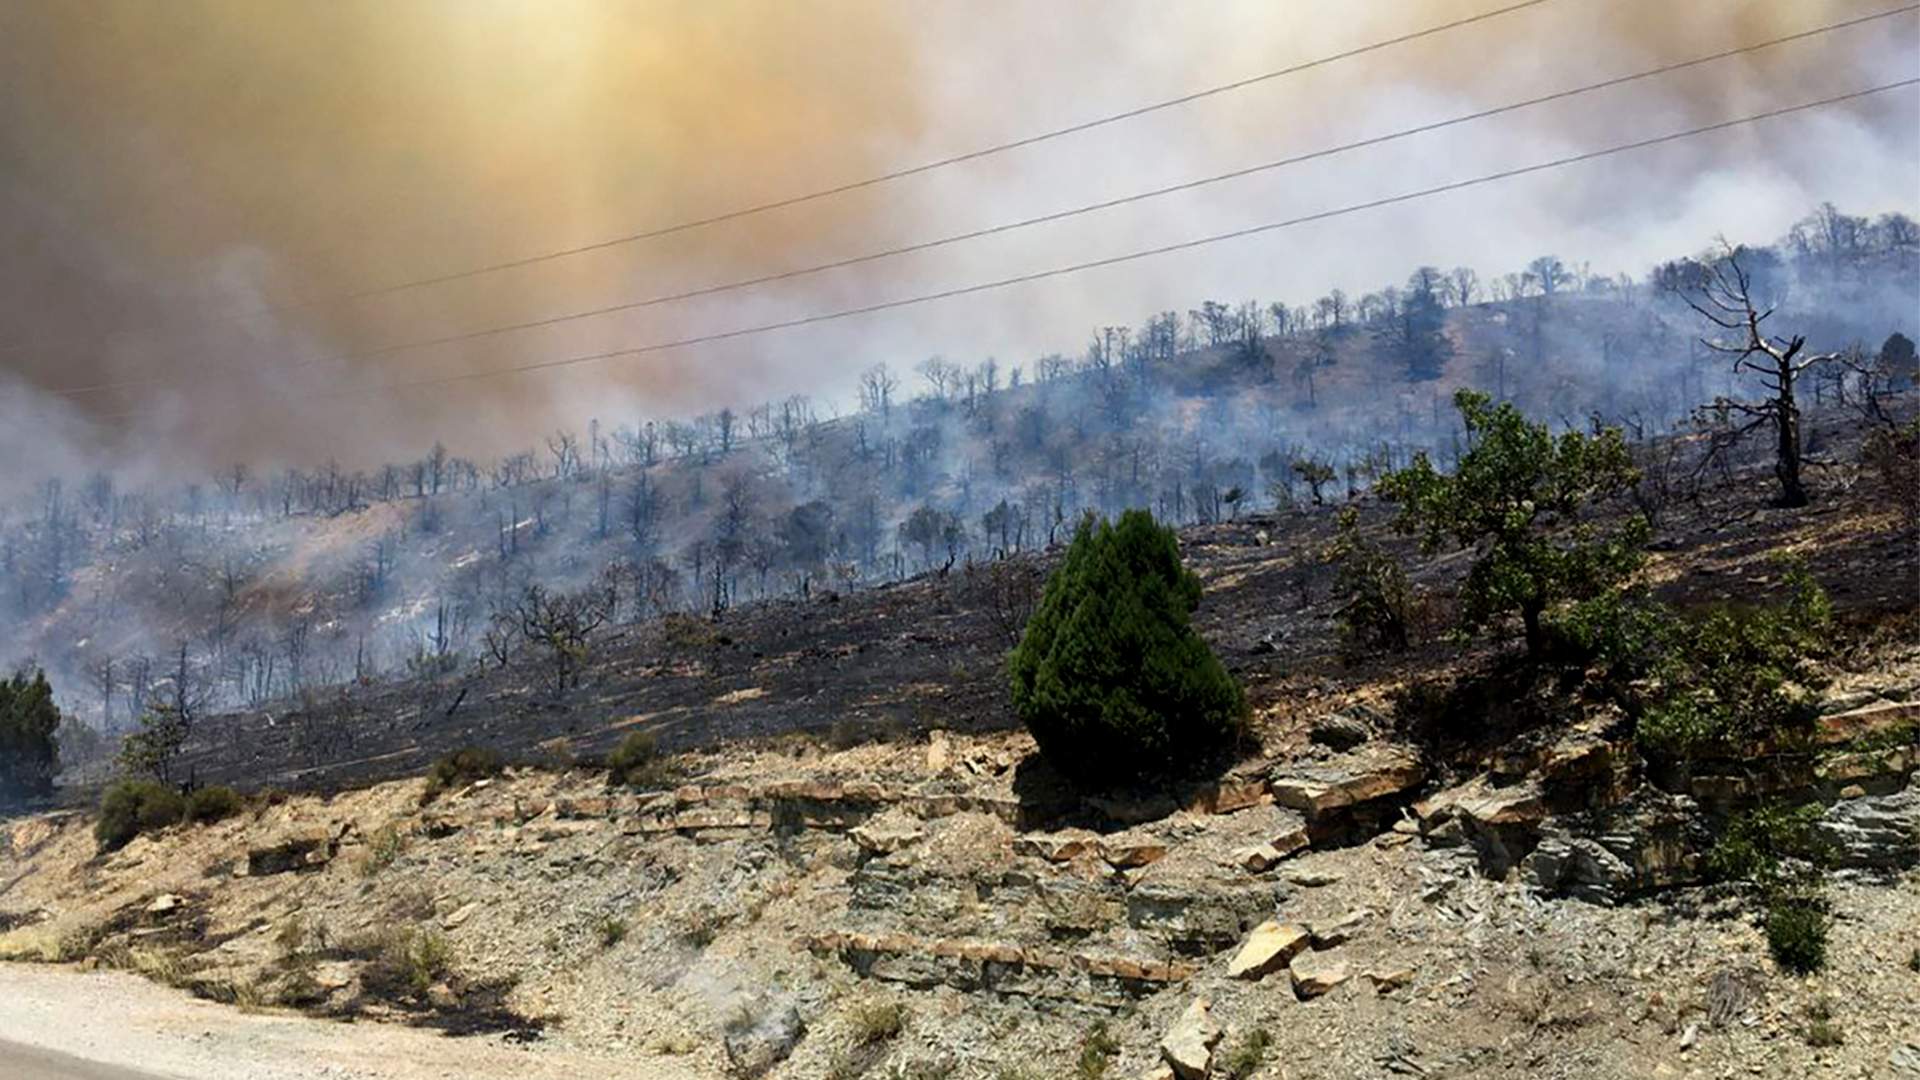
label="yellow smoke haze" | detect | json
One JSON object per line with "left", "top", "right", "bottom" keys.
{"left": 0, "top": 0, "right": 1913, "bottom": 482}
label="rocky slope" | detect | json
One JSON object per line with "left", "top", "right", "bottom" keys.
{"left": 4, "top": 665, "right": 1918, "bottom": 1079}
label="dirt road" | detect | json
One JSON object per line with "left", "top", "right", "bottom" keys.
{"left": 1, "top": 1040, "right": 167, "bottom": 1080}
{"left": 0, "top": 962, "right": 703, "bottom": 1080}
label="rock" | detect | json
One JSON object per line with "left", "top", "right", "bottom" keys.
{"left": 1309, "top": 712, "right": 1371, "bottom": 751}
{"left": 850, "top": 815, "right": 925, "bottom": 855}
{"left": 1364, "top": 966, "right": 1414, "bottom": 993}
{"left": 1289, "top": 954, "right": 1351, "bottom": 999}
{"left": 1274, "top": 753, "right": 1428, "bottom": 818}
{"left": 1225, "top": 921, "right": 1311, "bottom": 980}
{"left": 1285, "top": 868, "right": 1341, "bottom": 888}
{"left": 1816, "top": 700, "right": 1920, "bottom": 746}
{"left": 1817, "top": 778, "right": 1920, "bottom": 868}
{"left": 1521, "top": 834, "right": 1633, "bottom": 903}
{"left": 1159, "top": 998, "right": 1222, "bottom": 1080}
{"left": 442, "top": 901, "right": 480, "bottom": 928}
{"left": 144, "top": 893, "right": 183, "bottom": 916}
{"left": 1138, "top": 1067, "right": 1176, "bottom": 1080}
{"left": 246, "top": 829, "right": 335, "bottom": 876}
{"left": 1229, "top": 843, "right": 1285, "bottom": 872}
{"left": 1890, "top": 1042, "right": 1920, "bottom": 1075}
{"left": 1013, "top": 832, "right": 1098, "bottom": 863}
{"left": 1102, "top": 838, "right": 1170, "bottom": 869}
{"left": 925, "top": 729, "right": 953, "bottom": 774}
{"left": 1309, "top": 909, "right": 1371, "bottom": 948}
{"left": 723, "top": 1001, "right": 805, "bottom": 1078}
{"left": 1677, "top": 1022, "right": 1698, "bottom": 1051}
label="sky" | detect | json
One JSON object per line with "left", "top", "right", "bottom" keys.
{"left": 1, "top": 0, "right": 1916, "bottom": 493}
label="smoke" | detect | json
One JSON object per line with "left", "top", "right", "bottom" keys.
{"left": 1, "top": 0, "right": 1915, "bottom": 493}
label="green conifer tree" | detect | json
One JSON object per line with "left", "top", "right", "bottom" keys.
{"left": 1008, "top": 510, "right": 1243, "bottom": 784}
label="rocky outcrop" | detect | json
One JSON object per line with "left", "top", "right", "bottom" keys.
{"left": 1817, "top": 776, "right": 1920, "bottom": 868}
{"left": 806, "top": 931, "right": 1195, "bottom": 1008}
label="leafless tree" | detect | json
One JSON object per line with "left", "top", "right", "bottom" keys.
{"left": 1669, "top": 243, "right": 1836, "bottom": 507}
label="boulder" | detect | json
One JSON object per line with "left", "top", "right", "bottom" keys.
{"left": 1289, "top": 954, "right": 1351, "bottom": 999}
{"left": 1309, "top": 712, "right": 1371, "bottom": 751}
{"left": 1159, "top": 999, "right": 1222, "bottom": 1080}
{"left": 1225, "top": 921, "right": 1311, "bottom": 980}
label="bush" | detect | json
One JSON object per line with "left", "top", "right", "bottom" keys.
{"left": 1705, "top": 801, "right": 1827, "bottom": 893}
{"left": 420, "top": 746, "right": 502, "bottom": 803}
{"left": 1325, "top": 507, "right": 1413, "bottom": 658}
{"left": 95, "top": 779, "right": 186, "bottom": 851}
{"left": 605, "top": 731, "right": 671, "bottom": 790}
{"left": 1008, "top": 510, "right": 1243, "bottom": 785}
{"left": 185, "top": 785, "right": 242, "bottom": 824}
{"left": 358, "top": 926, "right": 453, "bottom": 999}
{"left": 846, "top": 999, "right": 906, "bottom": 1045}
{"left": 1766, "top": 894, "right": 1828, "bottom": 974}
{"left": 1074, "top": 1021, "right": 1120, "bottom": 1079}
{"left": 1635, "top": 564, "right": 1830, "bottom": 758}
{"left": 1219, "top": 1028, "right": 1274, "bottom": 1080}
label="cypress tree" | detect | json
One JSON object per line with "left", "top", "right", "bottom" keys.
{"left": 0, "top": 668, "right": 62, "bottom": 800}
{"left": 1008, "top": 510, "right": 1243, "bottom": 784}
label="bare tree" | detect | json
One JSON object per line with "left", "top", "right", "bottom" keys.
{"left": 1669, "top": 243, "right": 1836, "bottom": 507}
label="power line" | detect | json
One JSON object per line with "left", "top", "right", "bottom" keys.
{"left": 50, "top": 3, "right": 1917, "bottom": 401}
{"left": 281, "top": 76, "right": 1917, "bottom": 407}
{"left": 2, "top": 0, "right": 1556, "bottom": 360}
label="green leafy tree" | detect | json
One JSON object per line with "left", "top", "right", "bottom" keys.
{"left": 1379, "top": 390, "right": 1646, "bottom": 659}
{"left": 0, "top": 668, "right": 62, "bottom": 800}
{"left": 1008, "top": 510, "right": 1243, "bottom": 784}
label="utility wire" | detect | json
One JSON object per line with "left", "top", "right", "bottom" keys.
{"left": 272, "top": 76, "right": 1918, "bottom": 408}
{"left": 2, "top": 0, "right": 1555, "bottom": 359}
{"left": 48, "top": 3, "right": 1918, "bottom": 401}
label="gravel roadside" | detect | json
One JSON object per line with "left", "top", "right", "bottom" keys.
{"left": 0, "top": 962, "right": 700, "bottom": 1080}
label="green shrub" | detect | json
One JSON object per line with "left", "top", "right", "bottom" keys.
{"left": 1220, "top": 1027, "right": 1274, "bottom": 1080}
{"left": 1008, "top": 510, "right": 1243, "bottom": 785}
{"left": 1766, "top": 895, "right": 1828, "bottom": 975}
{"left": 593, "top": 913, "right": 629, "bottom": 949}
{"left": 1378, "top": 390, "right": 1646, "bottom": 659}
{"left": 185, "top": 785, "right": 242, "bottom": 824}
{"left": 1636, "top": 563, "right": 1830, "bottom": 758}
{"left": 95, "top": 779, "right": 186, "bottom": 851}
{"left": 846, "top": 999, "right": 906, "bottom": 1045}
{"left": 1325, "top": 508, "right": 1412, "bottom": 659}
{"left": 1074, "top": 1021, "right": 1120, "bottom": 1079}
{"left": 359, "top": 926, "right": 453, "bottom": 998}
{"left": 1804, "top": 997, "right": 1843, "bottom": 1047}
{"left": 420, "top": 746, "right": 502, "bottom": 803}
{"left": 605, "top": 731, "right": 671, "bottom": 790}
{"left": 1706, "top": 802, "right": 1827, "bottom": 893}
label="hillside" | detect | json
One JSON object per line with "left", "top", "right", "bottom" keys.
{"left": 4, "top": 216, "right": 1915, "bottom": 754}
{"left": 2, "top": 413, "right": 1917, "bottom": 1077}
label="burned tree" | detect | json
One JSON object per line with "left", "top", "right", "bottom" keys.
{"left": 1665, "top": 244, "right": 1837, "bottom": 508}
{"left": 495, "top": 584, "right": 615, "bottom": 695}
